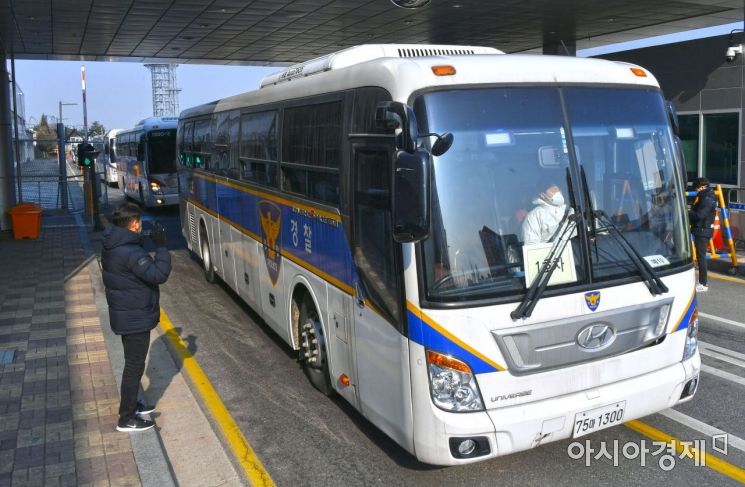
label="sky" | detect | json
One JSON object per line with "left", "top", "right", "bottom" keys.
{"left": 8, "top": 20, "right": 743, "bottom": 133}
{"left": 12, "top": 61, "right": 277, "bottom": 131}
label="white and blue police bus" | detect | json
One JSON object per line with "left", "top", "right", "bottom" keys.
{"left": 117, "top": 116, "right": 179, "bottom": 207}
{"left": 178, "top": 44, "right": 699, "bottom": 465}
{"left": 98, "top": 128, "right": 123, "bottom": 185}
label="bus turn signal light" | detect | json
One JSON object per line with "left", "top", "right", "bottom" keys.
{"left": 339, "top": 374, "right": 350, "bottom": 387}
{"left": 630, "top": 67, "right": 647, "bottom": 77}
{"left": 426, "top": 350, "right": 471, "bottom": 373}
{"left": 432, "top": 65, "right": 456, "bottom": 76}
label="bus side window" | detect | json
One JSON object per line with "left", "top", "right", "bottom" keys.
{"left": 184, "top": 121, "right": 194, "bottom": 167}
{"left": 240, "top": 110, "right": 278, "bottom": 187}
{"left": 213, "top": 111, "right": 234, "bottom": 176}
{"left": 194, "top": 118, "right": 211, "bottom": 169}
{"left": 227, "top": 110, "right": 240, "bottom": 179}
{"left": 137, "top": 133, "right": 145, "bottom": 162}
{"left": 281, "top": 102, "right": 342, "bottom": 205}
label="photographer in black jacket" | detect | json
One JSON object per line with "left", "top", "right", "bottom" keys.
{"left": 102, "top": 202, "right": 171, "bottom": 432}
{"left": 689, "top": 177, "right": 717, "bottom": 293}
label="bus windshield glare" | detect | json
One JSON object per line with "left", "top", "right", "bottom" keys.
{"left": 414, "top": 86, "right": 691, "bottom": 302}
{"left": 148, "top": 129, "right": 177, "bottom": 174}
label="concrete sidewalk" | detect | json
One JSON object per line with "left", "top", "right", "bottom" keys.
{"left": 0, "top": 216, "right": 242, "bottom": 486}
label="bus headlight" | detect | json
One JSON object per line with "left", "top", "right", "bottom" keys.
{"left": 426, "top": 350, "right": 484, "bottom": 412}
{"left": 149, "top": 179, "right": 163, "bottom": 194}
{"left": 682, "top": 308, "right": 698, "bottom": 361}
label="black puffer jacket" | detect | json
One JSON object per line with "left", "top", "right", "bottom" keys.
{"left": 101, "top": 224, "right": 171, "bottom": 335}
{"left": 689, "top": 187, "right": 717, "bottom": 238}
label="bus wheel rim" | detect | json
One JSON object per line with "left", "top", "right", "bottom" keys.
{"left": 300, "top": 315, "right": 325, "bottom": 370}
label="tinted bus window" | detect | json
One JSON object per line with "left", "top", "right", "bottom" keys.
{"left": 194, "top": 119, "right": 211, "bottom": 153}
{"left": 184, "top": 122, "right": 194, "bottom": 152}
{"left": 240, "top": 111, "right": 277, "bottom": 161}
{"left": 281, "top": 101, "right": 342, "bottom": 205}
{"left": 282, "top": 102, "right": 342, "bottom": 168}
{"left": 228, "top": 111, "right": 240, "bottom": 177}
{"left": 240, "top": 110, "right": 278, "bottom": 187}
{"left": 211, "top": 110, "right": 240, "bottom": 175}
{"left": 136, "top": 131, "right": 145, "bottom": 162}
{"left": 149, "top": 130, "right": 177, "bottom": 174}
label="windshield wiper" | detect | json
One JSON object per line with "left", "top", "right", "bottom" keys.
{"left": 511, "top": 210, "right": 578, "bottom": 320}
{"left": 578, "top": 166, "right": 667, "bottom": 296}
{"left": 593, "top": 210, "right": 668, "bottom": 295}
{"left": 579, "top": 166, "right": 597, "bottom": 241}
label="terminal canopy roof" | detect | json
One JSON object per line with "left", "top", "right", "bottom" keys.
{"left": 0, "top": 0, "right": 742, "bottom": 65}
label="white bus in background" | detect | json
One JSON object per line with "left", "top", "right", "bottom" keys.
{"left": 98, "top": 128, "right": 123, "bottom": 185}
{"left": 178, "top": 44, "right": 699, "bottom": 466}
{"left": 117, "top": 117, "right": 179, "bottom": 207}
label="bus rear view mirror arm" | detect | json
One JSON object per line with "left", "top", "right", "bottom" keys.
{"left": 419, "top": 131, "right": 454, "bottom": 157}
{"left": 375, "top": 101, "right": 418, "bottom": 153}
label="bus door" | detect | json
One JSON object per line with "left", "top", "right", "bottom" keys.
{"left": 349, "top": 141, "right": 413, "bottom": 450}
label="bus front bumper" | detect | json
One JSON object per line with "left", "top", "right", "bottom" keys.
{"left": 145, "top": 193, "right": 179, "bottom": 207}
{"left": 412, "top": 350, "right": 700, "bottom": 466}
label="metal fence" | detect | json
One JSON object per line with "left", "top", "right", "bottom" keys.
{"left": 6, "top": 158, "right": 110, "bottom": 212}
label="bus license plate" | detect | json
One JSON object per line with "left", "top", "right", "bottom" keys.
{"left": 573, "top": 401, "right": 626, "bottom": 438}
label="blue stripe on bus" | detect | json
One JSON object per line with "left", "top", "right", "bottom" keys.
{"left": 188, "top": 174, "right": 356, "bottom": 289}
{"left": 674, "top": 293, "right": 696, "bottom": 333}
{"left": 407, "top": 309, "right": 499, "bottom": 374}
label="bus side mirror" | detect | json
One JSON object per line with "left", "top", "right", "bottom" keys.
{"left": 392, "top": 148, "right": 430, "bottom": 243}
{"left": 375, "top": 101, "right": 418, "bottom": 153}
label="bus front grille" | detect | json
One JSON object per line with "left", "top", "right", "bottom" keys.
{"left": 491, "top": 298, "right": 674, "bottom": 375}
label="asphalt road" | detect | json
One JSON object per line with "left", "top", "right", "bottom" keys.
{"left": 111, "top": 185, "right": 745, "bottom": 486}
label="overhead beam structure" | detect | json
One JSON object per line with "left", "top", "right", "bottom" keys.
{"left": 0, "top": 0, "right": 742, "bottom": 66}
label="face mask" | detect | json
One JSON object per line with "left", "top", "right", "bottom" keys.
{"left": 548, "top": 192, "right": 565, "bottom": 207}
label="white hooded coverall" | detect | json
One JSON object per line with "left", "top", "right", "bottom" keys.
{"left": 521, "top": 197, "right": 566, "bottom": 245}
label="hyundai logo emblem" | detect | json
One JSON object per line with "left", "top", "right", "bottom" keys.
{"left": 577, "top": 324, "right": 616, "bottom": 350}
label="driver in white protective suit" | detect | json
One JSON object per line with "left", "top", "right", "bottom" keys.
{"left": 521, "top": 184, "right": 567, "bottom": 245}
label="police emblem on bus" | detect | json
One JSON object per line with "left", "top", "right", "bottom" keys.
{"left": 259, "top": 200, "right": 282, "bottom": 286}
{"left": 584, "top": 291, "right": 601, "bottom": 312}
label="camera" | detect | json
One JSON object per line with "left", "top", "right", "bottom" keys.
{"left": 389, "top": 0, "right": 431, "bottom": 8}
{"left": 726, "top": 44, "right": 742, "bottom": 63}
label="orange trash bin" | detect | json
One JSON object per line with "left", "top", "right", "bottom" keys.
{"left": 8, "top": 203, "right": 42, "bottom": 239}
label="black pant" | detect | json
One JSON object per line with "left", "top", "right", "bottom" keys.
{"left": 119, "top": 330, "right": 151, "bottom": 422}
{"left": 694, "top": 236, "right": 710, "bottom": 286}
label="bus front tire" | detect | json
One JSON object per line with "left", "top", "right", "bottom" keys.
{"left": 299, "top": 297, "right": 333, "bottom": 396}
{"left": 200, "top": 229, "right": 217, "bottom": 283}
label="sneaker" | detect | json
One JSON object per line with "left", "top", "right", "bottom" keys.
{"left": 135, "top": 401, "right": 155, "bottom": 415}
{"left": 117, "top": 416, "right": 155, "bottom": 432}
{"left": 696, "top": 283, "right": 708, "bottom": 292}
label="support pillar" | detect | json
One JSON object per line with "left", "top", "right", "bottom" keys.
{"left": 542, "top": 39, "right": 576, "bottom": 56}
{"left": 0, "top": 49, "right": 18, "bottom": 231}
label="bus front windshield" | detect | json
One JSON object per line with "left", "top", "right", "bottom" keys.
{"left": 414, "top": 86, "right": 691, "bottom": 303}
{"left": 148, "top": 129, "right": 177, "bottom": 174}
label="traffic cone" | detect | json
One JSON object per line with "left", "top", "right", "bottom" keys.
{"left": 711, "top": 209, "right": 724, "bottom": 250}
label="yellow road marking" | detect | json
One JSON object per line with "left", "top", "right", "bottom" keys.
{"left": 625, "top": 420, "right": 745, "bottom": 483}
{"left": 709, "top": 272, "right": 745, "bottom": 285}
{"left": 159, "top": 309, "right": 276, "bottom": 487}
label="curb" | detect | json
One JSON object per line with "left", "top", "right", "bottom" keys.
{"left": 78, "top": 217, "right": 178, "bottom": 487}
